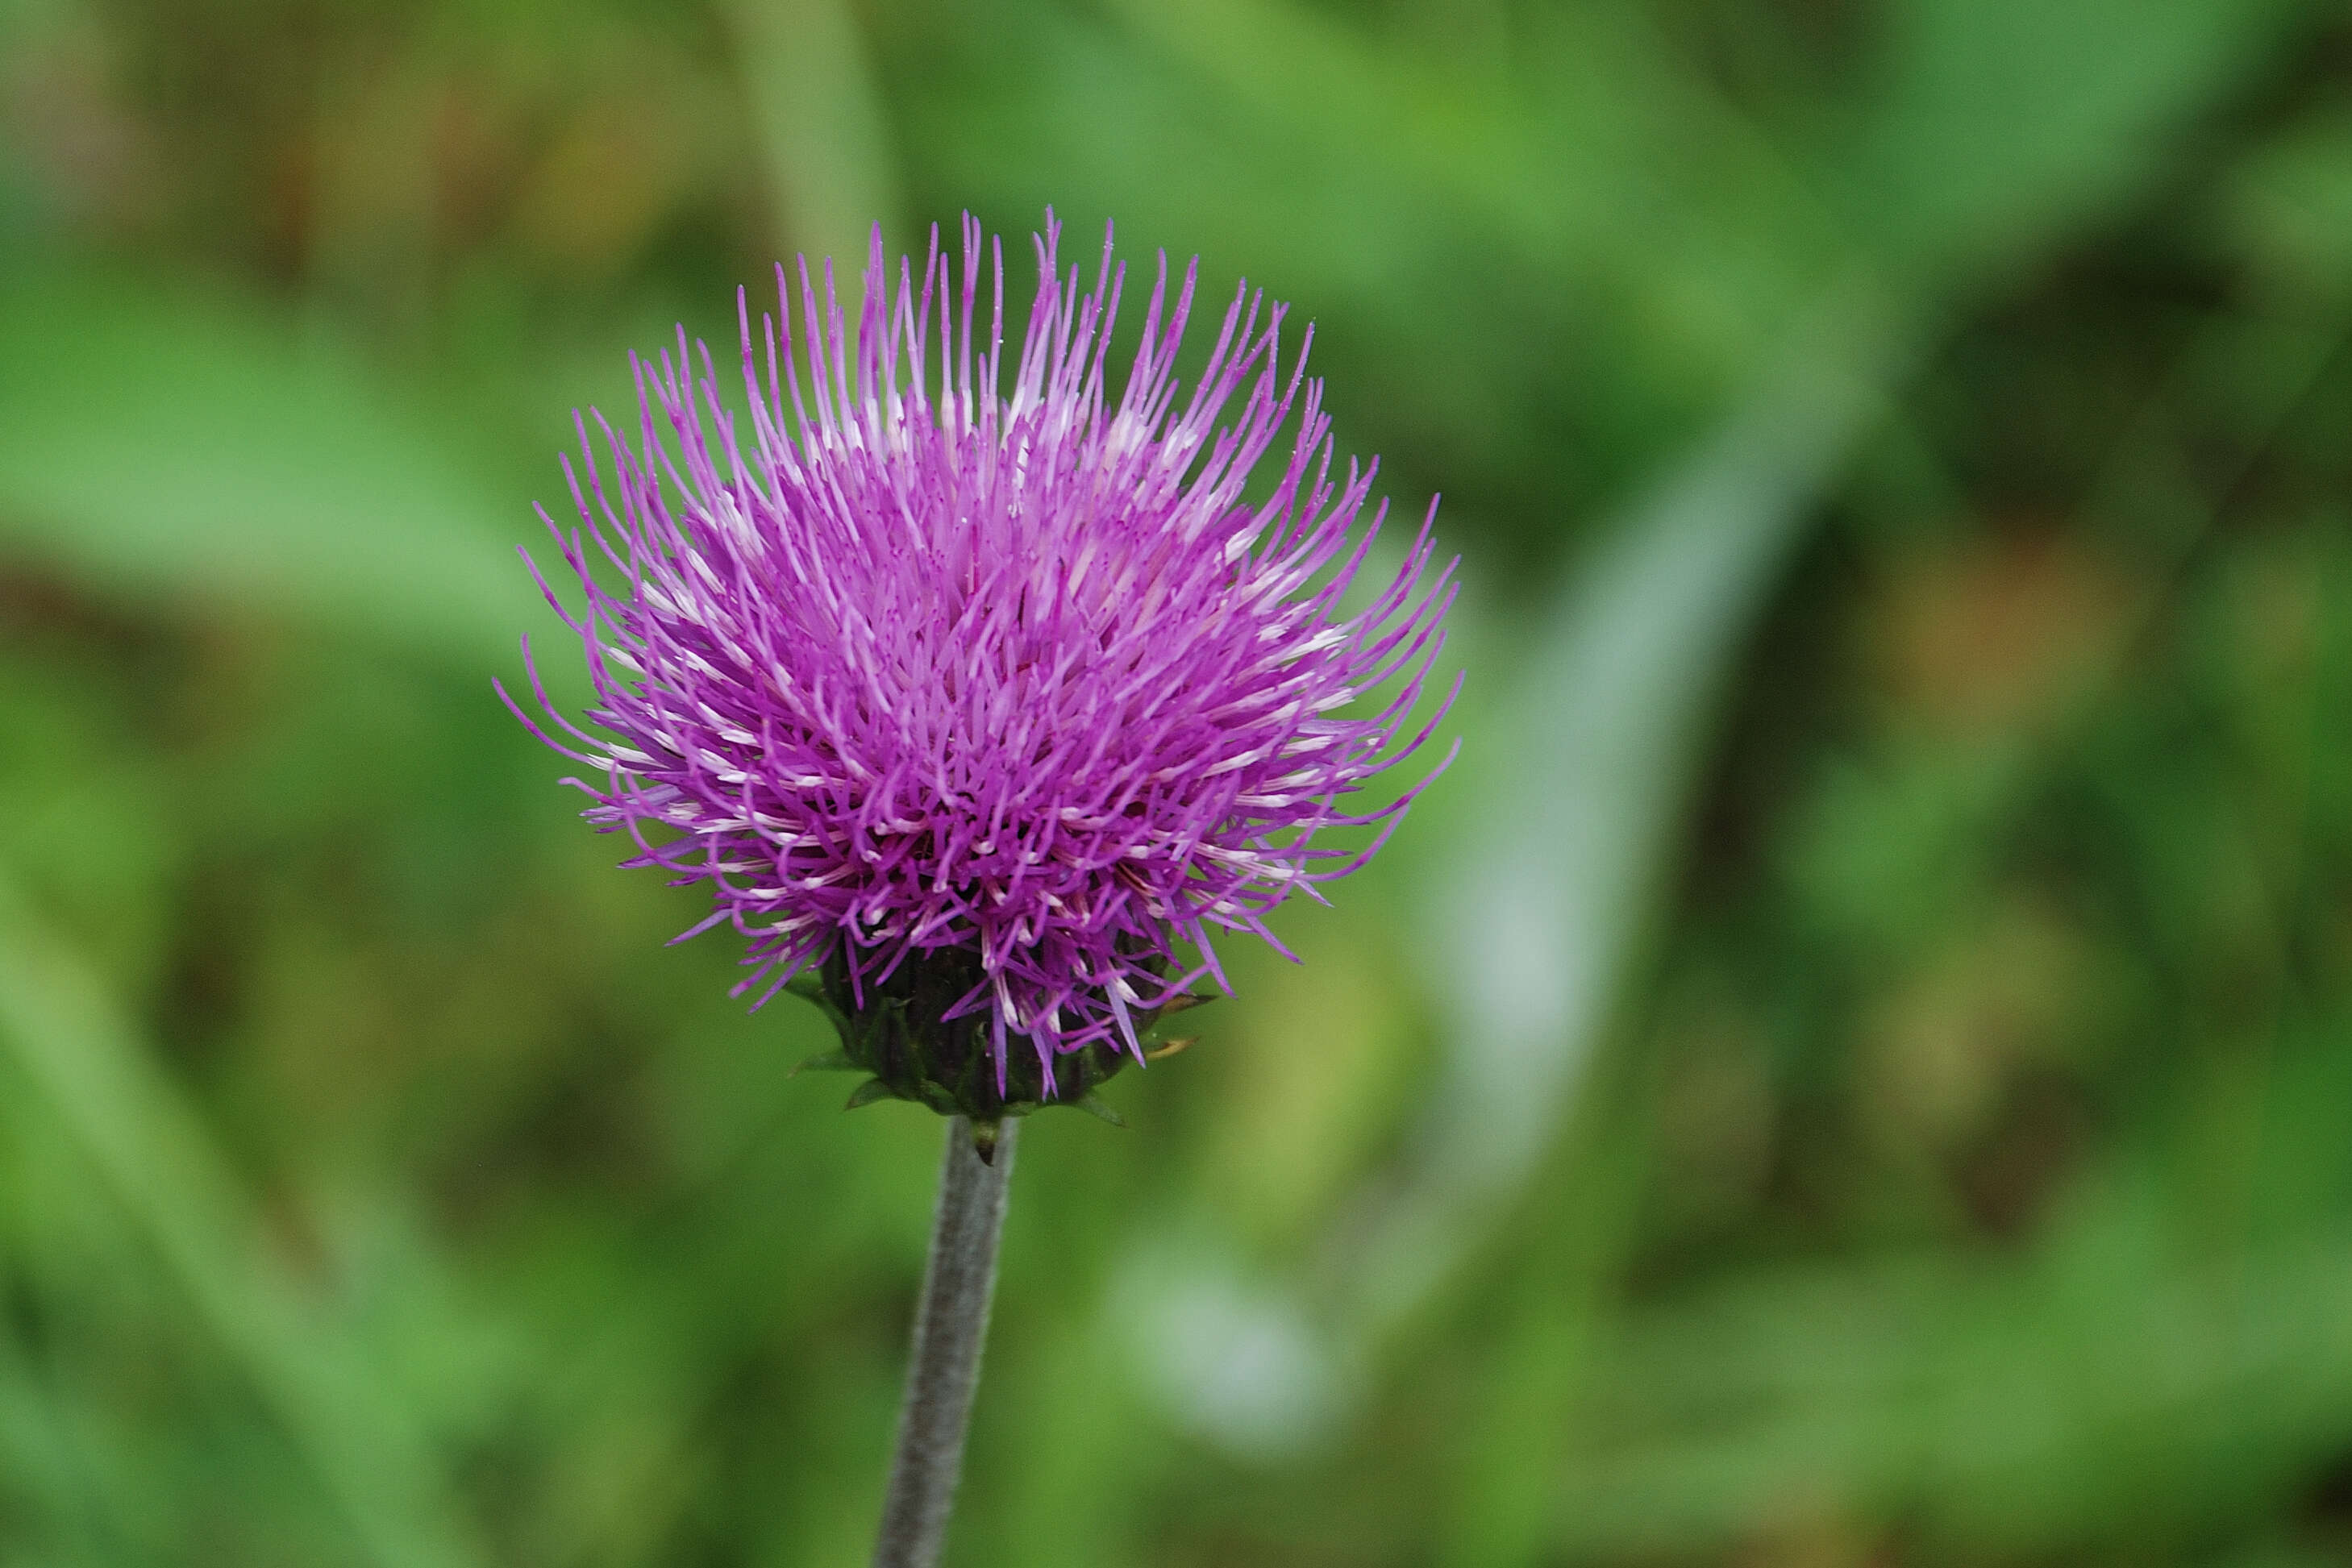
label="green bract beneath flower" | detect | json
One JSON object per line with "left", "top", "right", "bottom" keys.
{"left": 789, "top": 950, "right": 1204, "bottom": 1156}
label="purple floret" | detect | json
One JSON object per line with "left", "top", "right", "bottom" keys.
{"left": 503, "top": 213, "right": 1459, "bottom": 1092}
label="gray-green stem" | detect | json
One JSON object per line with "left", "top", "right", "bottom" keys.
{"left": 871, "top": 1116, "right": 1017, "bottom": 1568}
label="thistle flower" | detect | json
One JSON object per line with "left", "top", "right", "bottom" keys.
{"left": 504, "top": 214, "right": 1457, "bottom": 1128}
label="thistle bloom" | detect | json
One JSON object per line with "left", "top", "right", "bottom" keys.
{"left": 505, "top": 214, "right": 1456, "bottom": 1113}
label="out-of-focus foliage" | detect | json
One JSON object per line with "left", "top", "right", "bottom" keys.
{"left": 4, "top": 0, "right": 2352, "bottom": 1563}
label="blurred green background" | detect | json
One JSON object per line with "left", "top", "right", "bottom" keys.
{"left": 6, "top": 0, "right": 2352, "bottom": 1563}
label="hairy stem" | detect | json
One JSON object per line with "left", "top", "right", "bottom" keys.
{"left": 872, "top": 1116, "right": 1018, "bottom": 1568}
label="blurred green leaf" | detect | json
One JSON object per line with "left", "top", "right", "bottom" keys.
{"left": 0, "top": 270, "right": 535, "bottom": 665}
{"left": 1845, "top": 0, "right": 2303, "bottom": 278}
{"left": 1409, "top": 279, "right": 1905, "bottom": 1330}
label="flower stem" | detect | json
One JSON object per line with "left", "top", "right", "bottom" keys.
{"left": 872, "top": 1116, "right": 1017, "bottom": 1568}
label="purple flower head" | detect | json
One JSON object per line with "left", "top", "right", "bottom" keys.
{"left": 505, "top": 213, "right": 1458, "bottom": 1114}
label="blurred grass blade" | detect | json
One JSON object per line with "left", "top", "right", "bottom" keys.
{"left": 0, "top": 268, "right": 532, "bottom": 664}
{"left": 1121, "top": 279, "right": 1909, "bottom": 1458}
{"left": 0, "top": 869, "right": 492, "bottom": 1568}
{"left": 726, "top": 0, "right": 905, "bottom": 264}
{"left": 1376, "top": 277, "right": 1906, "bottom": 1341}
{"left": 1400, "top": 279, "right": 1909, "bottom": 1563}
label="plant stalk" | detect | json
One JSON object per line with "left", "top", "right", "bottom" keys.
{"left": 872, "top": 1115, "right": 1017, "bottom": 1568}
